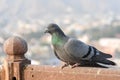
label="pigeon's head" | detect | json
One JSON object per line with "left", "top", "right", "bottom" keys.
{"left": 45, "top": 23, "right": 64, "bottom": 35}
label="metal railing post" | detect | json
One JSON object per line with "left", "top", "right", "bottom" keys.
{"left": 3, "top": 36, "right": 31, "bottom": 80}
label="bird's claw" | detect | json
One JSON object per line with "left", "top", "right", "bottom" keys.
{"left": 71, "top": 63, "right": 80, "bottom": 68}
{"left": 61, "top": 63, "right": 69, "bottom": 69}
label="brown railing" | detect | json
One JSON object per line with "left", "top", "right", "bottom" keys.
{"left": 0, "top": 36, "right": 120, "bottom": 80}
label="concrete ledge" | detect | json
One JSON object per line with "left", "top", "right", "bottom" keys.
{"left": 24, "top": 65, "right": 120, "bottom": 80}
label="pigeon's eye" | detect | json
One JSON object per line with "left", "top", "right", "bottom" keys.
{"left": 50, "top": 27, "right": 57, "bottom": 31}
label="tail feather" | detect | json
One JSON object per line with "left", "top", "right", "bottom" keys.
{"left": 96, "top": 59, "right": 116, "bottom": 65}
{"left": 92, "top": 55, "right": 116, "bottom": 66}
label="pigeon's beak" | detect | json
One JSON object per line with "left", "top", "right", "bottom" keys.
{"left": 44, "top": 29, "right": 49, "bottom": 33}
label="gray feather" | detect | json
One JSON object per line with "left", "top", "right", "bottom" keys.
{"left": 45, "top": 23, "right": 116, "bottom": 68}
{"left": 64, "top": 38, "right": 94, "bottom": 60}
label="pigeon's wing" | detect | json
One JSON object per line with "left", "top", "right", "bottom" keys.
{"left": 99, "top": 51, "right": 112, "bottom": 58}
{"left": 91, "top": 47, "right": 116, "bottom": 65}
{"left": 92, "top": 46, "right": 112, "bottom": 58}
{"left": 64, "top": 38, "right": 89, "bottom": 58}
{"left": 92, "top": 55, "right": 116, "bottom": 65}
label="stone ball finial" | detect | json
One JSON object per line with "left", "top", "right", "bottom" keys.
{"left": 3, "top": 36, "right": 28, "bottom": 56}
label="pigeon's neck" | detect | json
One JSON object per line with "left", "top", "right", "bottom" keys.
{"left": 52, "top": 32, "right": 67, "bottom": 46}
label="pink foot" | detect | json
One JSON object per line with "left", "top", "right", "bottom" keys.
{"left": 71, "top": 63, "right": 81, "bottom": 68}
{"left": 61, "top": 63, "right": 69, "bottom": 69}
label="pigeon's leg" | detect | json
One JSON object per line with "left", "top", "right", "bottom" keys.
{"left": 61, "top": 62, "right": 70, "bottom": 69}
{"left": 71, "top": 63, "right": 81, "bottom": 68}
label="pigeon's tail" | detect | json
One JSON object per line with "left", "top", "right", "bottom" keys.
{"left": 92, "top": 55, "right": 116, "bottom": 68}
{"left": 96, "top": 59, "right": 116, "bottom": 65}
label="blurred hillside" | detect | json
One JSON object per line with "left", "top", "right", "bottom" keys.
{"left": 0, "top": 0, "right": 120, "bottom": 66}
{"left": 0, "top": 0, "right": 120, "bottom": 26}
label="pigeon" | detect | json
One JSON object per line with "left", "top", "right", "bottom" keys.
{"left": 45, "top": 23, "right": 116, "bottom": 68}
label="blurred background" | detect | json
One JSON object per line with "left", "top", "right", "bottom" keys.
{"left": 0, "top": 0, "right": 120, "bottom": 66}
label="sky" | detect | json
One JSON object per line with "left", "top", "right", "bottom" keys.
{"left": 0, "top": 0, "right": 120, "bottom": 18}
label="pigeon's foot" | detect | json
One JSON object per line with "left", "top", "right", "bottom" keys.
{"left": 61, "top": 63, "right": 69, "bottom": 69}
{"left": 71, "top": 63, "right": 81, "bottom": 68}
